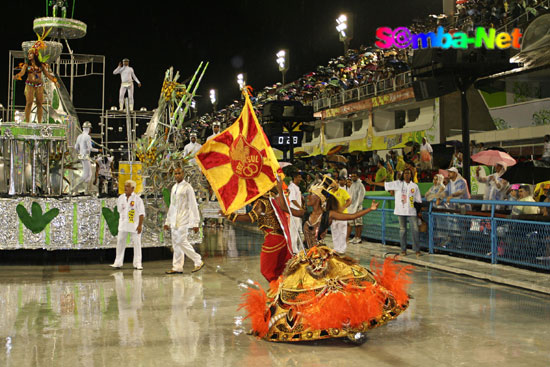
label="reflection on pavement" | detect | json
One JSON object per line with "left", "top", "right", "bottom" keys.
{"left": 0, "top": 225, "right": 549, "bottom": 366}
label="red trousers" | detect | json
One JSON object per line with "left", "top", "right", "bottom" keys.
{"left": 260, "top": 232, "right": 292, "bottom": 282}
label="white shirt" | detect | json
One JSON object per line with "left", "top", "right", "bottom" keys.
{"left": 420, "top": 142, "right": 433, "bottom": 153}
{"left": 207, "top": 129, "right": 220, "bottom": 141}
{"left": 165, "top": 180, "right": 200, "bottom": 229}
{"left": 385, "top": 180, "right": 422, "bottom": 216}
{"left": 74, "top": 131, "right": 98, "bottom": 157}
{"left": 113, "top": 65, "right": 141, "bottom": 84}
{"left": 348, "top": 180, "right": 366, "bottom": 213}
{"left": 288, "top": 182, "right": 302, "bottom": 211}
{"left": 117, "top": 192, "right": 145, "bottom": 233}
{"left": 183, "top": 141, "right": 202, "bottom": 158}
{"left": 543, "top": 141, "right": 550, "bottom": 158}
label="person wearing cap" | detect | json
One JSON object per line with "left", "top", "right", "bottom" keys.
{"left": 207, "top": 122, "right": 221, "bottom": 141}
{"left": 444, "top": 167, "right": 471, "bottom": 211}
{"left": 111, "top": 179, "right": 145, "bottom": 270}
{"left": 183, "top": 132, "right": 202, "bottom": 164}
{"left": 113, "top": 58, "right": 141, "bottom": 111}
{"left": 74, "top": 121, "right": 99, "bottom": 195}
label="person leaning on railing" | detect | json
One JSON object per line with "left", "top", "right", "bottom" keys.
{"left": 511, "top": 185, "right": 540, "bottom": 216}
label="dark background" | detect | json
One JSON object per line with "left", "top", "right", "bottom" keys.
{"left": 2, "top": 0, "right": 442, "bottom": 116}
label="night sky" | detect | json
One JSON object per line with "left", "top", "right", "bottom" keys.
{"left": 2, "top": 0, "right": 442, "bottom": 116}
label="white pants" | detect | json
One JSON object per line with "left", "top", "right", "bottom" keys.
{"left": 330, "top": 220, "right": 348, "bottom": 253}
{"left": 75, "top": 159, "right": 92, "bottom": 192}
{"left": 114, "top": 231, "right": 142, "bottom": 267}
{"left": 171, "top": 227, "right": 202, "bottom": 271}
{"left": 119, "top": 83, "right": 134, "bottom": 110}
{"left": 290, "top": 216, "right": 302, "bottom": 254}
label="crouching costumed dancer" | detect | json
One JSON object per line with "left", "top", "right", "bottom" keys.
{"left": 239, "top": 176, "right": 413, "bottom": 344}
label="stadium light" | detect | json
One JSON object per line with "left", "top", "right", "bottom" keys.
{"left": 209, "top": 89, "right": 218, "bottom": 111}
{"left": 276, "top": 49, "right": 289, "bottom": 85}
{"left": 336, "top": 13, "right": 353, "bottom": 53}
{"left": 237, "top": 73, "right": 246, "bottom": 90}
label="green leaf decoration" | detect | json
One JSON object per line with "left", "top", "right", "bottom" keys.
{"left": 162, "top": 188, "right": 171, "bottom": 207}
{"left": 38, "top": 51, "right": 50, "bottom": 64}
{"left": 48, "top": 117, "right": 56, "bottom": 124}
{"left": 16, "top": 202, "right": 59, "bottom": 234}
{"left": 52, "top": 89, "right": 59, "bottom": 110}
{"left": 101, "top": 207, "right": 120, "bottom": 236}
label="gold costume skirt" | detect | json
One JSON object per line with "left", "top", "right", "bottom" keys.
{"left": 239, "top": 246, "right": 412, "bottom": 343}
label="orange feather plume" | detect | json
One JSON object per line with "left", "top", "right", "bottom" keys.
{"left": 238, "top": 283, "right": 270, "bottom": 337}
{"left": 371, "top": 257, "right": 413, "bottom": 306}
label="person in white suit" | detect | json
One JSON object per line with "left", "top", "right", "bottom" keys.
{"left": 74, "top": 121, "right": 99, "bottom": 194}
{"left": 183, "top": 132, "right": 202, "bottom": 164}
{"left": 111, "top": 180, "right": 145, "bottom": 269}
{"left": 164, "top": 166, "right": 204, "bottom": 274}
{"left": 113, "top": 58, "right": 141, "bottom": 111}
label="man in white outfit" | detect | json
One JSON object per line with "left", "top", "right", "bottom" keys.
{"left": 347, "top": 173, "right": 366, "bottom": 244}
{"left": 111, "top": 180, "right": 145, "bottom": 269}
{"left": 113, "top": 58, "right": 141, "bottom": 111}
{"left": 74, "top": 121, "right": 99, "bottom": 195}
{"left": 207, "top": 121, "right": 221, "bottom": 141}
{"left": 164, "top": 166, "right": 204, "bottom": 274}
{"left": 287, "top": 172, "right": 303, "bottom": 254}
{"left": 183, "top": 132, "right": 202, "bottom": 164}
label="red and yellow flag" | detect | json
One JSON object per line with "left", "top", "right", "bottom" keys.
{"left": 196, "top": 93, "right": 281, "bottom": 214}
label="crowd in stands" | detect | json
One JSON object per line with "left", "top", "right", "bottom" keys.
{"left": 283, "top": 134, "right": 550, "bottom": 220}
{"left": 182, "top": 0, "right": 549, "bottom": 141}
{"left": 179, "top": 1, "right": 550, "bottom": 220}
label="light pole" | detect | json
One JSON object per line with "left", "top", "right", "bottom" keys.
{"left": 276, "top": 49, "right": 289, "bottom": 85}
{"left": 237, "top": 73, "right": 246, "bottom": 90}
{"left": 336, "top": 13, "right": 353, "bottom": 54}
{"left": 209, "top": 89, "right": 218, "bottom": 112}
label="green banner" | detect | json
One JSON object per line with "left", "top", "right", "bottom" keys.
{"left": 99, "top": 200, "right": 105, "bottom": 245}
{"left": 45, "top": 203, "right": 51, "bottom": 245}
{"left": 72, "top": 203, "right": 78, "bottom": 245}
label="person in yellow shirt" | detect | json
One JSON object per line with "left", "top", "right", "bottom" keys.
{"left": 329, "top": 177, "right": 351, "bottom": 253}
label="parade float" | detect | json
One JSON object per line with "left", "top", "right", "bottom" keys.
{"left": 0, "top": 4, "right": 211, "bottom": 251}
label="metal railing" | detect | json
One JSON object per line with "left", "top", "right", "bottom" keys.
{"left": 361, "top": 196, "right": 550, "bottom": 270}
{"left": 311, "top": 72, "right": 412, "bottom": 112}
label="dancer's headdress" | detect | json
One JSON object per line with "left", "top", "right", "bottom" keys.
{"left": 30, "top": 27, "right": 52, "bottom": 63}
{"left": 308, "top": 175, "right": 334, "bottom": 203}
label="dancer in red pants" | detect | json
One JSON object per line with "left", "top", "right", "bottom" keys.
{"left": 228, "top": 182, "right": 303, "bottom": 282}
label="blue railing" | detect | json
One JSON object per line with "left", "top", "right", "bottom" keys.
{"left": 361, "top": 196, "right": 550, "bottom": 271}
